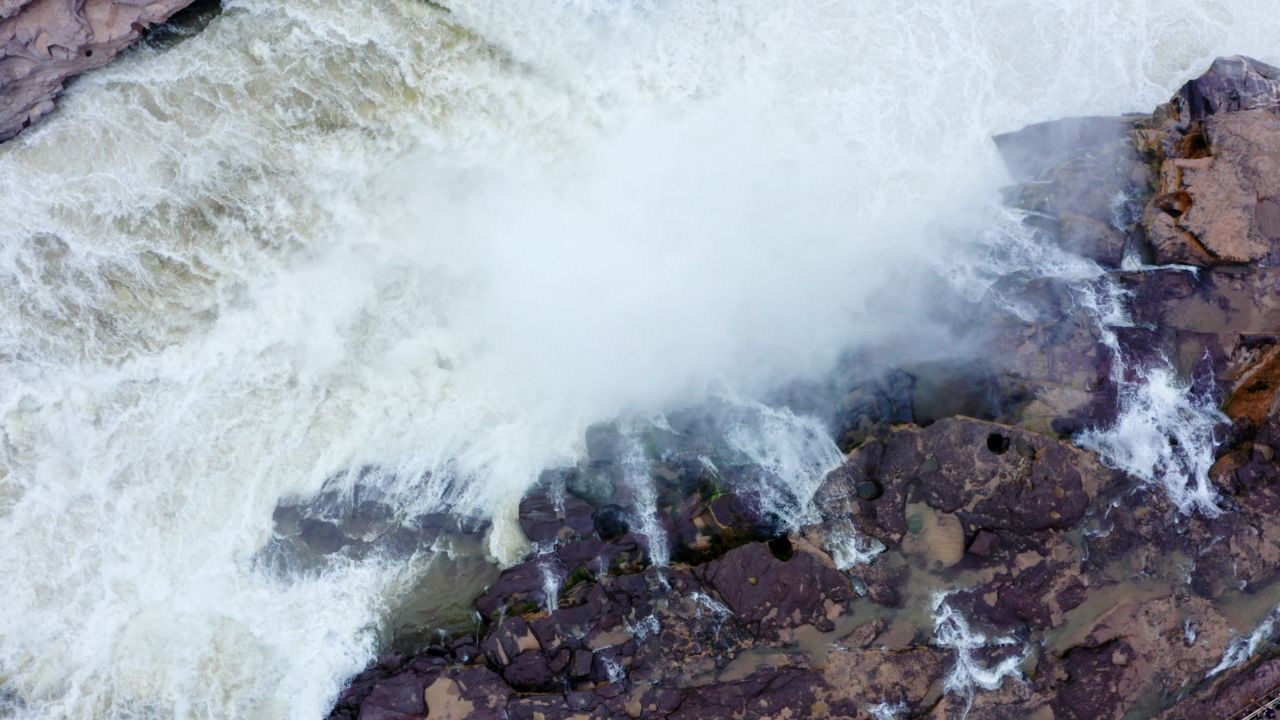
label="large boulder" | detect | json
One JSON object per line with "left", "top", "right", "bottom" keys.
{"left": 1137, "top": 56, "right": 1280, "bottom": 266}
{"left": 1144, "top": 110, "right": 1280, "bottom": 265}
{"left": 698, "top": 538, "right": 853, "bottom": 642}
{"left": 1161, "top": 55, "right": 1280, "bottom": 133}
{"left": 808, "top": 417, "right": 1115, "bottom": 551}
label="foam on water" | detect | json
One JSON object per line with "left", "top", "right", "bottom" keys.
{"left": 1079, "top": 362, "right": 1226, "bottom": 515}
{"left": 619, "top": 435, "right": 670, "bottom": 567}
{"left": 3, "top": 0, "right": 1280, "bottom": 717}
{"left": 1069, "top": 265, "right": 1227, "bottom": 514}
{"left": 538, "top": 560, "right": 562, "bottom": 614}
{"left": 868, "top": 701, "right": 909, "bottom": 720}
{"left": 933, "top": 593, "right": 1030, "bottom": 714}
{"left": 722, "top": 400, "right": 845, "bottom": 531}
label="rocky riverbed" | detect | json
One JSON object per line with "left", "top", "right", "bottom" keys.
{"left": 315, "top": 56, "right": 1280, "bottom": 719}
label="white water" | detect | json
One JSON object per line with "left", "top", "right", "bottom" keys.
{"left": 1208, "top": 608, "right": 1280, "bottom": 677}
{"left": 868, "top": 701, "right": 909, "bottom": 720}
{"left": 619, "top": 435, "right": 670, "bottom": 566}
{"left": 1079, "top": 359, "right": 1227, "bottom": 515}
{"left": 965, "top": 206, "right": 1228, "bottom": 514}
{"left": 932, "top": 593, "right": 1030, "bottom": 716}
{"left": 3, "top": 1, "right": 1280, "bottom": 718}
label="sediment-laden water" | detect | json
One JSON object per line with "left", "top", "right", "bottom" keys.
{"left": 2, "top": 1, "right": 1280, "bottom": 717}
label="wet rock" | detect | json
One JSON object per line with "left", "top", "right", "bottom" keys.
{"left": 906, "top": 360, "right": 1003, "bottom": 427}
{"left": 823, "top": 643, "right": 947, "bottom": 714}
{"left": 480, "top": 617, "right": 540, "bottom": 669}
{"left": 968, "top": 529, "right": 1002, "bottom": 558}
{"left": 584, "top": 422, "right": 623, "bottom": 465}
{"left": 330, "top": 58, "right": 1280, "bottom": 713}
{"left": 982, "top": 276, "right": 1116, "bottom": 436}
{"left": 1161, "top": 656, "right": 1280, "bottom": 719}
{"left": 672, "top": 492, "right": 772, "bottom": 563}
{"left": 475, "top": 564, "right": 551, "bottom": 622}
{"left": 833, "top": 368, "right": 916, "bottom": 451}
{"left": 1162, "top": 55, "right": 1280, "bottom": 133}
{"left": 358, "top": 673, "right": 426, "bottom": 720}
{"left": 1048, "top": 595, "right": 1231, "bottom": 719}
{"left": 0, "top": 0, "right": 203, "bottom": 141}
{"left": 971, "top": 550, "right": 1087, "bottom": 631}
{"left": 809, "top": 417, "right": 1114, "bottom": 552}
{"left": 1058, "top": 212, "right": 1128, "bottom": 268}
{"left": 699, "top": 538, "right": 851, "bottom": 641}
{"left": 665, "top": 667, "right": 845, "bottom": 720}
{"left": 299, "top": 518, "right": 344, "bottom": 555}
{"left": 1188, "top": 499, "right": 1280, "bottom": 597}
{"left": 518, "top": 489, "right": 596, "bottom": 545}
{"left": 592, "top": 504, "right": 629, "bottom": 542}
{"left": 501, "top": 650, "right": 556, "bottom": 692}
{"left": 995, "top": 115, "right": 1141, "bottom": 183}
{"left": 997, "top": 114, "right": 1146, "bottom": 226}
{"left": 426, "top": 668, "right": 512, "bottom": 718}
{"left": 263, "top": 468, "right": 492, "bottom": 579}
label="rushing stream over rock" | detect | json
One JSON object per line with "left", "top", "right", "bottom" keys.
{"left": 5, "top": 2, "right": 1280, "bottom": 719}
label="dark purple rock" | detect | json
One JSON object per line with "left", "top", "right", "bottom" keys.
{"left": 1168, "top": 55, "right": 1280, "bottom": 130}
{"left": 518, "top": 490, "right": 596, "bottom": 545}
{"left": 475, "top": 564, "right": 548, "bottom": 621}
{"left": 299, "top": 519, "right": 344, "bottom": 554}
{"left": 569, "top": 649, "right": 593, "bottom": 679}
{"left": 593, "top": 505, "right": 629, "bottom": 542}
{"left": 502, "top": 650, "right": 556, "bottom": 692}
{"left": 700, "top": 540, "right": 851, "bottom": 640}
{"left": 480, "top": 617, "right": 537, "bottom": 669}
{"left": 1051, "top": 641, "right": 1130, "bottom": 720}
{"left": 968, "top": 529, "right": 1001, "bottom": 558}
{"left": 448, "top": 640, "right": 480, "bottom": 664}
{"left": 357, "top": 673, "right": 426, "bottom": 720}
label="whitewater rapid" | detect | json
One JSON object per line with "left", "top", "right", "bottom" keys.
{"left": 3, "top": 1, "right": 1280, "bottom": 717}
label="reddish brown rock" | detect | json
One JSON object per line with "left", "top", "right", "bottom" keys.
{"left": 1144, "top": 111, "right": 1280, "bottom": 266}
{"left": 1137, "top": 56, "right": 1280, "bottom": 267}
{"left": 698, "top": 537, "right": 853, "bottom": 642}
{"left": 1226, "top": 345, "right": 1280, "bottom": 425}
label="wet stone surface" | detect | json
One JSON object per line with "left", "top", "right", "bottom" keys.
{"left": 327, "top": 56, "right": 1280, "bottom": 720}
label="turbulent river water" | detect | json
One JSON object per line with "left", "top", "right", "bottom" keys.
{"left": 3, "top": 1, "right": 1280, "bottom": 718}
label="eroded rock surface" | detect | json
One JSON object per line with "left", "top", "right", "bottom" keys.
{"left": 0, "top": 0, "right": 202, "bottom": 140}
